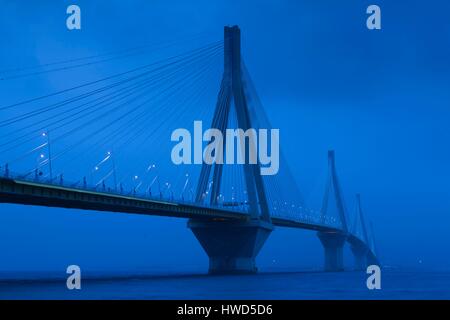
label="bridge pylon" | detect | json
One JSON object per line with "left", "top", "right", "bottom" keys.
{"left": 366, "top": 222, "right": 381, "bottom": 266}
{"left": 317, "top": 150, "right": 348, "bottom": 272}
{"left": 188, "top": 26, "right": 273, "bottom": 274}
{"left": 350, "top": 193, "right": 370, "bottom": 270}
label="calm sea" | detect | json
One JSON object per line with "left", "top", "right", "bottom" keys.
{"left": 1, "top": 269, "right": 449, "bottom": 299}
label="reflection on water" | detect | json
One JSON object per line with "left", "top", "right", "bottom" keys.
{"left": 1, "top": 269, "right": 449, "bottom": 299}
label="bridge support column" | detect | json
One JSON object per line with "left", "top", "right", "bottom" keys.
{"left": 350, "top": 244, "right": 369, "bottom": 270}
{"left": 188, "top": 219, "right": 273, "bottom": 274}
{"left": 366, "top": 251, "right": 379, "bottom": 267}
{"left": 317, "top": 232, "right": 347, "bottom": 272}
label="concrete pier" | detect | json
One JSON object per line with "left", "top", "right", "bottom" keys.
{"left": 350, "top": 244, "right": 369, "bottom": 270}
{"left": 317, "top": 231, "right": 347, "bottom": 272}
{"left": 188, "top": 219, "right": 273, "bottom": 274}
{"left": 366, "top": 251, "right": 380, "bottom": 267}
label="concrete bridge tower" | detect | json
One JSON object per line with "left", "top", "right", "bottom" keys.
{"left": 317, "top": 151, "right": 348, "bottom": 272}
{"left": 188, "top": 26, "right": 273, "bottom": 274}
{"left": 350, "top": 194, "right": 370, "bottom": 270}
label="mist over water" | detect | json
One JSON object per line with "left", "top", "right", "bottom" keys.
{"left": 2, "top": 270, "right": 449, "bottom": 300}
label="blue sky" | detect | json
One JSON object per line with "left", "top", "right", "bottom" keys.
{"left": 0, "top": 0, "right": 450, "bottom": 274}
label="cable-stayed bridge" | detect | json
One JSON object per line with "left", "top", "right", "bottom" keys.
{"left": 0, "top": 26, "right": 379, "bottom": 274}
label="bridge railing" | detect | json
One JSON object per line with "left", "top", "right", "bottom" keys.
{"left": 271, "top": 209, "right": 340, "bottom": 229}
{"left": 0, "top": 167, "right": 248, "bottom": 214}
{"left": 0, "top": 167, "right": 341, "bottom": 229}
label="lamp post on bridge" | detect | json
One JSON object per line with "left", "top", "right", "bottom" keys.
{"left": 110, "top": 150, "right": 118, "bottom": 192}
{"left": 42, "top": 131, "right": 53, "bottom": 182}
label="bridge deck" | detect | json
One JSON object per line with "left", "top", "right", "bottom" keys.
{"left": 0, "top": 177, "right": 379, "bottom": 264}
{"left": 0, "top": 177, "right": 340, "bottom": 233}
